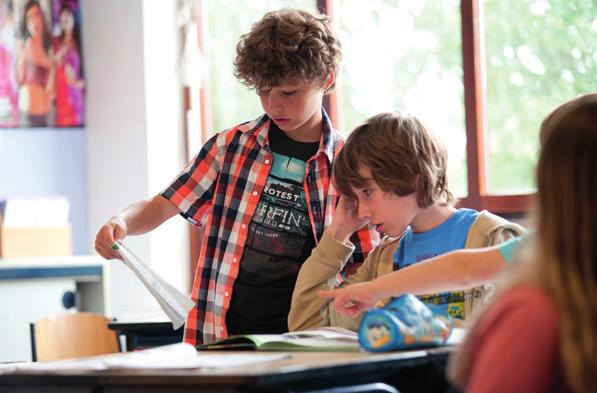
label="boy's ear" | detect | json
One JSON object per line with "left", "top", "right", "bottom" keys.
{"left": 412, "top": 175, "right": 421, "bottom": 191}
{"left": 323, "top": 70, "right": 335, "bottom": 93}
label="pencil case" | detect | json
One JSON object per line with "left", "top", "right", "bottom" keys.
{"left": 358, "top": 294, "right": 452, "bottom": 352}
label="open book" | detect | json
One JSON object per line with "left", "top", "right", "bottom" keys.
{"left": 112, "top": 242, "right": 194, "bottom": 330}
{"left": 197, "top": 326, "right": 360, "bottom": 351}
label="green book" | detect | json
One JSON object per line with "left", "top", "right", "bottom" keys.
{"left": 197, "top": 327, "right": 360, "bottom": 351}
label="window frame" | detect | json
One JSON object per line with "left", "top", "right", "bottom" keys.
{"left": 319, "top": 0, "right": 533, "bottom": 215}
{"left": 458, "top": 0, "right": 532, "bottom": 214}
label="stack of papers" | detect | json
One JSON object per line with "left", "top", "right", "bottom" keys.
{"left": 112, "top": 242, "right": 194, "bottom": 330}
{"left": 0, "top": 343, "right": 289, "bottom": 374}
{"left": 0, "top": 197, "right": 70, "bottom": 227}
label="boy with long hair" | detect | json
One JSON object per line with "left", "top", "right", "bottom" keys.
{"left": 289, "top": 112, "right": 524, "bottom": 331}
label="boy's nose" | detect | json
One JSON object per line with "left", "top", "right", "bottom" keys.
{"left": 267, "top": 94, "right": 282, "bottom": 112}
{"left": 358, "top": 204, "right": 371, "bottom": 221}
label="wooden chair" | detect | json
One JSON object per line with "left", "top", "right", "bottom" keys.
{"left": 30, "top": 312, "right": 120, "bottom": 362}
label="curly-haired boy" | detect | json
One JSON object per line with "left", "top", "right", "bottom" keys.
{"left": 95, "top": 8, "right": 379, "bottom": 345}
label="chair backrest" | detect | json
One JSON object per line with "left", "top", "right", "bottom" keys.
{"left": 31, "top": 312, "right": 120, "bottom": 362}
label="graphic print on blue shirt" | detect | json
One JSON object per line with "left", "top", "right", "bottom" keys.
{"left": 392, "top": 208, "right": 479, "bottom": 319}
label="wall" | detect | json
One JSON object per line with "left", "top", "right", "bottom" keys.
{"left": 82, "top": 0, "right": 190, "bottom": 318}
{"left": 0, "top": 130, "right": 88, "bottom": 255}
{"left": 0, "top": 0, "right": 191, "bottom": 319}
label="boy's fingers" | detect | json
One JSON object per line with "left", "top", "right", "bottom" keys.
{"left": 113, "top": 227, "right": 126, "bottom": 242}
{"left": 319, "top": 290, "right": 364, "bottom": 316}
{"left": 95, "top": 241, "right": 122, "bottom": 261}
{"left": 318, "top": 289, "right": 341, "bottom": 298}
{"left": 335, "top": 302, "right": 361, "bottom": 317}
{"left": 95, "top": 244, "right": 113, "bottom": 260}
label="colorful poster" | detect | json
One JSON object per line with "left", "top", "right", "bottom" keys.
{"left": 0, "top": 0, "right": 84, "bottom": 128}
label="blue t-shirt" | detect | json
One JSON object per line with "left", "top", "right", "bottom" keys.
{"left": 392, "top": 208, "right": 479, "bottom": 319}
{"left": 393, "top": 208, "right": 479, "bottom": 269}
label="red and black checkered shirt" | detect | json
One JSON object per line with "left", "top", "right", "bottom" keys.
{"left": 162, "top": 111, "right": 379, "bottom": 345}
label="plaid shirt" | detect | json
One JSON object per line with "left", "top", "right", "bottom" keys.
{"left": 162, "top": 110, "right": 380, "bottom": 345}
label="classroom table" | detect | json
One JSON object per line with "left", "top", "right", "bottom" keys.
{"left": 0, "top": 347, "right": 454, "bottom": 393}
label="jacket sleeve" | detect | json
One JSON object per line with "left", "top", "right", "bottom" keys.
{"left": 288, "top": 232, "right": 389, "bottom": 332}
{"left": 288, "top": 232, "right": 354, "bottom": 331}
{"left": 485, "top": 223, "right": 526, "bottom": 246}
{"left": 464, "top": 210, "right": 528, "bottom": 317}
{"left": 467, "top": 210, "right": 527, "bottom": 248}
{"left": 327, "top": 250, "right": 382, "bottom": 330}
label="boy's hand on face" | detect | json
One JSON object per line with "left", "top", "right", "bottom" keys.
{"left": 326, "top": 196, "right": 369, "bottom": 243}
{"left": 94, "top": 217, "right": 127, "bottom": 260}
{"left": 319, "top": 283, "right": 381, "bottom": 317}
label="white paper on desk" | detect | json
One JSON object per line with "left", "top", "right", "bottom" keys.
{"left": 104, "top": 344, "right": 290, "bottom": 370}
{"left": 0, "top": 343, "right": 290, "bottom": 374}
{"left": 113, "top": 243, "right": 194, "bottom": 330}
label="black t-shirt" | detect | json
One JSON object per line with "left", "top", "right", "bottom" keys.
{"left": 226, "top": 124, "right": 319, "bottom": 335}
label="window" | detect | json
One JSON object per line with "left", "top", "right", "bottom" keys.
{"left": 333, "top": 0, "right": 467, "bottom": 196}
{"left": 326, "top": 0, "right": 595, "bottom": 213}
{"left": 483, "top": 0, "right": 597, "bottom": 194}
{"left": 196, "top": 0, "right": 595, "bottom": 213}
{"left": 205, "top": 0, "right": 314, "bottom": 136}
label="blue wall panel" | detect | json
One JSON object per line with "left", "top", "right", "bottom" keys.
{"left": 0, "top": 129, "right": 88, "bottom": 255}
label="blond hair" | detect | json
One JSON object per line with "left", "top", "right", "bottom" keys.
{"left": 234, "top": 8, "right": 341, "bottom": 95}
{"left": 333, "top": 112, "right": 454, "bottom": 208}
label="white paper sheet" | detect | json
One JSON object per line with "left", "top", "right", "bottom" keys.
{"left": 0, "top": 343, "right": 290, "bottom": 373}
{"left": 113, "top": 242, "right": 195, "bottom": 330}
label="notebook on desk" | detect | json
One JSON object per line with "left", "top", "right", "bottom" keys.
{"left": 197, "top": 326, "right": 360, "bottom": 351}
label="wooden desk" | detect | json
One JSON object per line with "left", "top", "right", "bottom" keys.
{"left": 0, "top": 348, "right": 453, "bottom": 393}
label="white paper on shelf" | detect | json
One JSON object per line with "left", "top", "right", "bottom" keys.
{"left": 2, "top": 197, "right": 70, "bottom": 227}
{"left": 113, "top": 243, "right": 194, "bottom": 330}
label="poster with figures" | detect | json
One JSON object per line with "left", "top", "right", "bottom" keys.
{"left": 0, "top": 0, "right": 84, "bottom": 128}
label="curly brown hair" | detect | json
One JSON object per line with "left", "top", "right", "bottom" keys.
{"left": 234, "top": 8, "right": 341, "bottom": 95}
{"left": 334, "top": 112, "right": 454, "bottom": 208}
